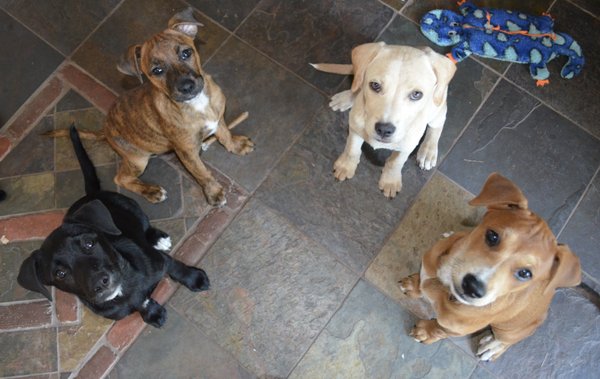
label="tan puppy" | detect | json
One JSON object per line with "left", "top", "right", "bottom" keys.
{"left": 71, "top": 8, "right": 253, "bottom": 206}
{"left": 400, "top": 173, "right": 581, "bottom": 361}
{"left": 312, "top": 42, "right": 456, "bottom": 197}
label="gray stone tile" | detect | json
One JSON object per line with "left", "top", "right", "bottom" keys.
{"left": 559, "top": 173, "right": 600, "bottom": 286}
{"left": 236, "top": 0, "right": 395, "bottom": 94}
{"left": 571, "top": 0, "right": 600, "bottom": 16}
{"left": 289, "top": 280, "right": 477, "bottom": 379}
{"left": 56, "top": 90, "right": 93, "bottom": 112}
{"left": 186, "top": 0, "right": 260, "bottom": 31}
{"left": 256, "top": 105, "right": 429, "bottom": 273}
{"left": 470, "top": 365, "right": 499, "bottom": 379}
{"left": 108, "top": 306, "right": 253, "bottom": 379}
{"left": 0, "top": 172, "right": 55, "bottom": 216}
{"left": 0, "top": 240, "right": 45, "bottom": 302}
{"left": 169, "top": 199, "right": 357, "bottom": 378}
{"left": 202, "top": 36, "right": 325, "bottom": 192}
{"left": 55, "top": 165, "right": 117, "bottom": 209}
{"left": 482, "top": 286, "right": 600, "bottom": 379}
{"left": 506, "top": 0, "right": 600, "bottom": 138}
{"left": 0, "top": 9, "right": 63, "bottom": 126}
{"left": 0, "top": 328, "right": 57, "bottom": 377}
{"left": 440, "top": 79, "right": 600, "bottom": 233}
{"left": 0, "top": 116, "right": 54, "bottom": 177}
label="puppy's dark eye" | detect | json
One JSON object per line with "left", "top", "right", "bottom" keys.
{"left": 515, "top": 269, "right": 532, "bottom": 281}
{"left": 55, "top": 269, "right": 67, "bottom": 279}
{"left": 82, "top": 238, "right": 95, "bottom": 250}
{"left": 485, "top": 229, "right": 500, "bottom": 247}
{"left": 180, "top": 48, "right": 193, "bottom": 60}
{"left": 152, "top": 67, "right": 164, "bottom": 76}
{"left": 369, "top": 81, "right": 382, "bottom": 93}
{"left": 409, "top": 91, "right": 423, "bottom": 101}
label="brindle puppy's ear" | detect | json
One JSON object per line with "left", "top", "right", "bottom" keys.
{"left": 168, "top": 7, "right": 204, "bottom": 38}
{"left": 350, "top": 42, "right": 385, "bottom": 93}
{"left": 66, "top": 200, "right": 122, "bottom": 236}
{"left": 117, "top": 45, "right": 143, "bottom": 84}
{"left": 544, "top": 244, "right": 581, "bottom": 294}
{"left": 468, "top": 172, "right": 528, "bottom": 210}
{"left": 18, "top": 250, "right": 52, "bottom": 301}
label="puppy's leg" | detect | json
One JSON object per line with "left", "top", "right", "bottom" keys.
{"left": 174, "top": 146, "right": 226, "bottom": 206}
{"left": 417, "top": 107, "right": 446, "bottom": 170}
{"left": 146, "top": 227, "right": 172, "bottom": 252}
{"left": 139, "top": 298, "right": 167, "bottom": 328}
{"left": 334, "top": 131, "right": 363, "bottom": 181}
{"left": 115, "top": 154, "right": 167, "bottom": 203}
{"left": 410, "top": 319, "right": 450, "bottom": 344}
{"left": 478, "top": 319, "right": 543, "bottom": 361}
{"left": 329, "top": 89, "right": 354, "bottom": 112}
{"left": 215, "top": 120, "right": 254, "bottom": 155}
{"left": 399, "top": 273, "right": 422, "bottom": 299}
{"left": 379, "top": 151, "right": 409, "bottom": 198}
{"left": 165, "top": 257, "right": 210, "bottom": 292}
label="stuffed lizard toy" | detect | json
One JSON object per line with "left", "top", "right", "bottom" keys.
{"left": 420, "top": 1, "right": 584, "bottom": 86}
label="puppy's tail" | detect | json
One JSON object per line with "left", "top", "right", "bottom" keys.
{"left": 69, "top": 125, "right": 101, "bottom": 195}
{"left": 309, "top": 63, "right": 353, "bottom": 75}
{"left": 44, "top": 128, "right": 105, "bottom": 140}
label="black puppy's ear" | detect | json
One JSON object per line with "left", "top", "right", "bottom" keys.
{"left": 18, "top": 250, "right": 52, "bottom": 301}
{"left": 67, "top": 200, "right": 122, "bottom": 236}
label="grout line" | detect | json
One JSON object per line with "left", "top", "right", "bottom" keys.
{"left": 556, "top": 164, "right": 600, "bottom": 238}
{"left": 565, "top": 0, "right": 600, "bottom": 20}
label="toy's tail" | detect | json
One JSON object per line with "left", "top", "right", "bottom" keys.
{"left": 69, "top": 125, "right": 101, "bottom": 196}
{"left": 553, "top": 32, "right": 584, "bottom": 79}
{"left": 309, "top": 63, "right": 353, "bottom": 75}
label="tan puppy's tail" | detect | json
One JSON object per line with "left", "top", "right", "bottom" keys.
{"left": 309, "top": 63, "right": 353, "bottom": 75}
{"left": 43, "top": 128, "right": 106, "bottom": 141}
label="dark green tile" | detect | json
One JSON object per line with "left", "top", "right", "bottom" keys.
{"left": 0, "top": 116, "right": 54, "bottom": 177}
{"left": 0, "top": 173, "right": 55, "bottom": 216}
{"left": 186, "top": 0, "right": 260, "bottom": 31}
{"left": 0, "top": 328, "right": 57, "bottom": 377}
{"left": 0, "top": 240, "right": 45, "bottom": 302}
{"left": 55, "top": 165, "right": 117, "bottom": 209}
{"left": 56, "top": 90, "right": 93, "bottom": 112}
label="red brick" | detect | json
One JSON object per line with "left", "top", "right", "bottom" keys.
{"left": 74, "top": 345, "right": 117, "bottom": 379}
{"left": 152, "top": 278, "right": 177, "bottom": 304}
{"left": 0, "top": 136, "right": 11, "bottom": 160}
{"left": 106, "top": 313, "right": 146, "bottom": 351}
{"left": 55, "top": 290, "right": 79, "bottom": 324}
{"left": 5, "top": 77, "right": 65, "bottom": 142}
{"left": 0, "top": 301, "right": 52, "bottom": 330}
{"left": 58, "top": 64, "right": 117, "bottom": 114}
{"left": 0, "top": 211, "right": 64, "bottom": 242}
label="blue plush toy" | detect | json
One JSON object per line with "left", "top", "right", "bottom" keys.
{"left": 420, "top": 1, "right": 584, "bottom": 86}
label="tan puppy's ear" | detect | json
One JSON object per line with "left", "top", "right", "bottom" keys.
{"left": 420, "top": 46, "right": 456, "bottom": 106}
{"left": 168, "top": 7, "right": 204, "bottom": 38}
{"left": 469, "top": 172, "right": 528, "bottom": 210}
{"left": 544, "top": 244, "right": 581, "bottom": 295}
{"left": 350, "top": 42, "right": 385, "bottom": 93}
{"left": 117, "top": 45, "right": 143, "bottom": 84}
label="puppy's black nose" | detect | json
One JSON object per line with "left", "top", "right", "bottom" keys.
{"left": 94, "top": 275, "right": 110, "bottom": 293}
{"left": 177, "top": 79, "right": 196, "bottom": 94}
{"left": 375, "top": 122, "right": 396, "bottom": 139}
{"left": 462, "top": 274, "right": 486, "bottom": 298}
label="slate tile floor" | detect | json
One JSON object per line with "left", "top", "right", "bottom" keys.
{"left": 1, "top": 0, "right": 599, "bottom": 378}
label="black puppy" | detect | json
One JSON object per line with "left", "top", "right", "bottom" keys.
{"left": 18, "top": 126, "right": 209, "bottom": 327}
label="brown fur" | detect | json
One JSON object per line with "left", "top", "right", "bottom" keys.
{"left": 400, "top": 173, "right": 581, "bottom": 361}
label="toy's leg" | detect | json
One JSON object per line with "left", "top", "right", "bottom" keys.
{"left": 449, "top": 43, "right": 471, "bottom": 63}
{"left": 529, "top": 63, "right": 550, "bottom": 87}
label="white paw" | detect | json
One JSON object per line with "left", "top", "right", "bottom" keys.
{"left": 154, "top": 236, "right": 172, "bottom": 251}
{"left": 477, "top": 332, "right": 507, "bottom": 361}
{"left": 333, "top": 155, "right": 358, "bottom": 181}
{"left": 329, "top": 90, "right": 354, "bottom": 112}
{"left": 416, "top": 142, "right": 438, "bottom": 170}
{"left": 378, "top": 170, "right": 402, "bottom": 198}
{"left": 157, "top": 188, "right": 168, "bottom": 202}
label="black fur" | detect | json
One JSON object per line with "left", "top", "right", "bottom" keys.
{"left": 17, "top": 125, "right": 209, "bottom": 327}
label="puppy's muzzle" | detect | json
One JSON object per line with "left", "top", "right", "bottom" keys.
{"left": 375, "top": 122, "right": 396, "bottom": 141}
{"left": 461, "top": 273, "right": 486, "bottom": 299}
{"left": 174, "top": 74, "right": 204, "bottom": 102}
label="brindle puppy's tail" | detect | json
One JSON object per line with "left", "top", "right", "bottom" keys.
{"left": 70, "top": 125, "right": 101, "bottom": 196}
{"left": 44, "top": 128, "right": 105, "bottom": 140}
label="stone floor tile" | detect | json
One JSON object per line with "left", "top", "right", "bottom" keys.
{"left": 169, "top": 199, "right": 357, "bottom": 378}
{"left": 0, "top": 9, "right": 63, "bottom": 127}
{"left": 0, "top": 240, "right": 44, "bottom": 302}
{"left": 55, "top": 165, "right": 117, "bottom": 209}
{"left": 559, "top": 173, "right": 600, "bottom": 286}
{"left": 71, "top": 0, "right": 230, "bottom": 94}
{"left": 256, "top": 105, "right": 429, "bottom": 273}
{"left": 0, "top": 0, "right": 119, "bottom": 56}
{"left": 0, "top": 172, "right": 55, "bottom": 216}
{"left": 201, "top": 36, "right": 325, "bottom": 192}
{"left": 440, "top": 79, "right": 600, "bottom": 233}
{"left": 365, "top": 173, "right": 483, "bottom": 314}
{"left": 469, "top": 365, "right": 499, "bottom": 379}
{"left": 56, "top": 90, "right": 93, "bottom": 112}
{"left": 0, "top": 328, "right": 57, "bottom": 377}
{"left": 289, "top": 280, "right": 477, "bottom": 379}
{"left": 0, "top": 116, "right": 54, "bottom": 177}
{"left": 571, "top": 0, "right": 600, "bottom": 16}
{"left": 236, "top": 0, "right": 394, "bottom": 94}
{"left": 186, "top": 0, "right": 260, "bottom": 31}
{"left": 109, "top": 306, "right": 253, "bottom": 379}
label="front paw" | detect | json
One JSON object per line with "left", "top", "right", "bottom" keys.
{"left": 399, "top": 273, "right": 421, "bottom": 299}
{"left": 477, "top": 332, "right": 509, "bottom": 361}
{"left": 230, "top": 135, "right": 254, "bottom": 155}
{"left": 203, "top": 180, "right": 226, "bottom": 207}
{"left": 187, "top": 267, "right": 210, "bottom": 292}
{"left": 141, "top": 299, "right": 167, "bottom": 328}
{"left": 333, "top": 155, "right": 358, "bottom": 181}
{"left": 378, "top": 170, "right": 402, "bottom": 198}
{"left": 410, "top": 319, "right": 446, "bottom": 344}
{"left": 329, "top": 90, "right": 354, "bottom": 112}
{"left": 141, "top": 185, "right": 167, "bottom": 203}
{"left": 416, "top": 142, "right": 438, "bottom": 170}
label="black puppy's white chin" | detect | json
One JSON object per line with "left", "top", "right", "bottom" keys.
{"left": 95, "top": 283, "right": 123, "bottom": 303}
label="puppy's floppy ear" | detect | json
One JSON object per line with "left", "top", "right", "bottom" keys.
{"left": 117, "top": 45, "right": 143, "bottom": 84}
{"left": 350, "top": 42, "right": 385, "bottom": 93}
{"left": 469, "top": 172, "right": 528, "bottom": 210}
{"left": 420, "top": 46, "right": 457, "bottom": 106}
{"left": 18, "top": 250, "right": 52, "bottom": 301}
{"left": 66, "top": 200, "right": 122, "bottom": 236}
{"left": 168, "top": 7, "right": 204, "bottom": 38}
{"left": 543, "top": 244, "right": 581, "bottom": 295}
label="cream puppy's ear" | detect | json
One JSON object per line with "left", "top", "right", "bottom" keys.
{"left": 419, "top": 46, "right": 457, "bottom": 106}
{"left": 468, "top": 172, "right": 529, "bottom": 210}
{"left": 350, "top": 42, "right": 386, "bottom": 93}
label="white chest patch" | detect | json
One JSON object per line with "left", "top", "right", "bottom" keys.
{"left": 185, "top": 91, "right": 209, "bottom": 113}
{"left": 205, "top": 120, "right": 218, "bottom": 136}
{"left": 105, "top": 285, "right": 123, "bottom": 301}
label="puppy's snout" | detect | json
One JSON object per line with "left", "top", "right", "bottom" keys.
{"left": 375, "top": 122, "right": 396, "bottom": 139}
{"left": 94, "top": 274, "right": 110, "bottom": 293}
{"left": 177, "top": 78, "right": 196, "bottom": 95}
{"left": 461, "top": 274, "right": 486, "bottom": 299}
